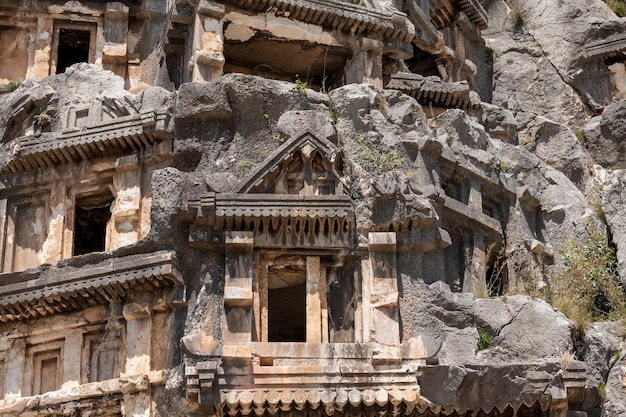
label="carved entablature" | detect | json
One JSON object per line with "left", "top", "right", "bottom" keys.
{"left": 189, "top": 131, "right": 354, "bottom": 250}
{"left": 0, "top": 251, "right": 183, "bottom": 322}
{"left": 216, "top": 0, "right": 415, "bottom": 46}
{"left": 584, "top": 33, "right": 626, "bottom": 61}
{"left": 1, "top": 109, "right": 172, "bottom": 173}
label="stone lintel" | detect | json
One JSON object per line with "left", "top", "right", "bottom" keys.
{"left": 368, "top": 232, "right": 397, "bottom": 252}
{"left": 2, "top": 110, "right": 172, "bottom": 173}
{"left": 441, "top": 195, "right": 503, "bottom": 239}
{"left": 457, "top": 0, "right": 488, "bottom": 30}
{"left": 223, "top": 287, "right": 253, "bottom": 307}
{"left": 584, "top": 33, "right": 626, "bottom": 60}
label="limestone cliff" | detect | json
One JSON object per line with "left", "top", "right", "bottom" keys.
{"left": 0, "top": 0, "right": 625, "bottom": 416}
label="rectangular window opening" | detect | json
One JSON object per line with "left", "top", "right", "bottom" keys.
{"left": 56, "top": 28, "right": 91, "bottom": 74}
{"left": 268, "top": 265, "right": 306, "bottom": 342}
{"left": 73, "top": 192, "right": 114, "bottom": 256}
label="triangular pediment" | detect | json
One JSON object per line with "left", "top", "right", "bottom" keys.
{"left": 236, "top": 130, "right": 346, "bottom": 196}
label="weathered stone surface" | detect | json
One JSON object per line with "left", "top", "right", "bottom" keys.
{"left": 482, "top": 0, "right": 625, "bottom": 124}
{"left": 492, "top": 298, "right": 574, "bottom": 361}
{"left": 474, "top": 297, "right": 513, "bottom": 335}
{"left": 585, "top": 100, "right": 626, "bottom": 170}
{"left": 601, "top": 169, "right": 626, "bottom": 284}
{"left": 515, "top": 112, "right": 594, "bottom": 189}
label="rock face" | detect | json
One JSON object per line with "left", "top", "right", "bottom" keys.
{"left": 0, "top": 0, "right": 625, "bottom": 416}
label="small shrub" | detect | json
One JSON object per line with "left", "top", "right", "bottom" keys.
{"left": 355, "top": 132, "right": 405, "bottom": 172}
{"left": 272, "top": 133, "right": 284, "bottom": 143}
{"left": 549, "top": 221, "right": 626, "bottom": 329}
{"left": 34, "top": 110, "right": 53, "bottom": 127}
{"left": 258, "top": 151, "right": 267, "bottom": 159}
{"left": 510, "top": 2, "right": 525, "bottom": 31}
{"left": 478, "top": 329, "right": 493, "bottom": 350}
{"left": 560, "top": 350, "right": 574, "bottom": 370}
{"left": 0, "top": 80, "right": 21, "bottom": 94}
{"left": 607, "top": 0, "right": 626, "bottom": 16}
{"left": 574, "top": 129, "right": 586, "bottom": 145}
{"left": 236, "top": 160, "right": 253, "bottom": 177}
{"left": 293, "top": 76, "right": 308, "bottom": 95}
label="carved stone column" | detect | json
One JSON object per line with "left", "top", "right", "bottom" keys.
{"left": 191, "top": 0, "right": 225, "bottom": 82}
{"left": 223, "top": 232, "right": 254, "bottom": 343}
{"left": 463, "top": 230, "right": 486, "bottom": 295}
{"left": 122, "top": 302, "right": 152, "bottom": 416}
{"left": 122, "top": 302, "right": 152, "bottom": 376}
{"left": 61, "top": 331, "right": 82, "bottom": 388}
{"left": 110, "top": 154, "right": 141, "bottom": 250}
{"left": 103, "top": 2, "right": 130, "bottom": 79}
{"left": 366, "top": 232, "right": 400, "bottom": 345}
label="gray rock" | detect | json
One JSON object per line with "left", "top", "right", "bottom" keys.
{"left": 494, "top": 298, "right": 574, "bottom": 361}
{"left": 276, "top": 110, "right": 337, "bottom": 143}
{"left": 515, "top": 112, "right": 593, "bottom": 189}
{"left": 474, "top": 298, "right": 513, "bottom": 335}
{"left": 585, "top": 100, "right": 626, "bottom": 170}
{"left": 601, "top": 169, "right": 626, "bottom": 284}
{"left": 483, "top": 0, "right": 626, "bottom": 125}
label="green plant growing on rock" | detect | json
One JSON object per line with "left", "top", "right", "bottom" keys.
{"left": 355, "top": 132, "right": 405, "bottom": 172}
{"left": 1, "top": 81, "right": 21, "bottom": 94}
{"left": 511, "top": 3, "right": 525, "bottom": 31}
{"left": 34, "top": 109, "right": 53, "bottom": 127}
{"left": 477, "top": 329, "right": 493, "bottom": 350}
{"left": 599, "top": 380, "right": 607, "bottom": 399}
{"left": 605, "top": 0, "right": 626, "bottom": 16}
{"left": 236, "top": 160, "right": 253, "bottom": 177}
{"left": 272, "top": 132, "right": 284, "bottom": 143}
{"left": 549, "top": 221, "right": 626, "bottom": 331}
{"left": 293, "top": 76, "right": 308, "bottom": 95}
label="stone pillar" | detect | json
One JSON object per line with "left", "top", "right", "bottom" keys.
{"left": 109, "top": 155, "right": 141, "bottom": 250}
{"left": 121, "top": 302, "right": 152, "bottom": 416}
{"left": 31, "top": 18, "right": 53, "bottom": 78}
{"left": 122, "top": 302, "right": 152, "bottom": 376}
{"left": 367, "top": 232, "right": 400, "bottom": 345}
{"left": 468, "top": 178, "right": 482, "bottom": 212}
{"left": 0, "top": 198, "right": 7, "bottom": 272}
{"left": 223, "top": 232, "right": 254, "bottom": 343}
{"left": 191, "top": 1, "right": 225, "bottom": 82}
{"left": 306, "top": 256, "right": 322, "bottom": 343}
{"left": 463, "top": 230, "right": 486, "bottom": 295}
{"left": 345, "top": 38, "right": 384, "bottom": 88}
{"left": 360, "top": 255, "right": 372, "bottom": 343}
{"left": 41, "top": 181, "right": 66, "bottom": 265}
{"left": 61, "top": 332, "right": 82, "bottom": 388}
{"left": 103, "top": 2, "right": 130, "bottom": 79}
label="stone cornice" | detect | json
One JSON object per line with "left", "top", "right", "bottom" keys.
{"left": 1, "top": 109, "right": 172, "bottom": 173}
{"left": 190, "top": 193, "right": 354, "bottom": 221}
{"left": 0, "top": 251, "right": 182, "bottom": 322}
{"left": 457, "top": 0, "right": 488, "bottom": 30}
{"left": 217, "top": 0, "right": 415, "bottom": 45}
{"left": 584, "top": 33, "right": 626, "bottom": 60}
{"left": 387, "top": 72, "right": 479, "bottom": 110}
